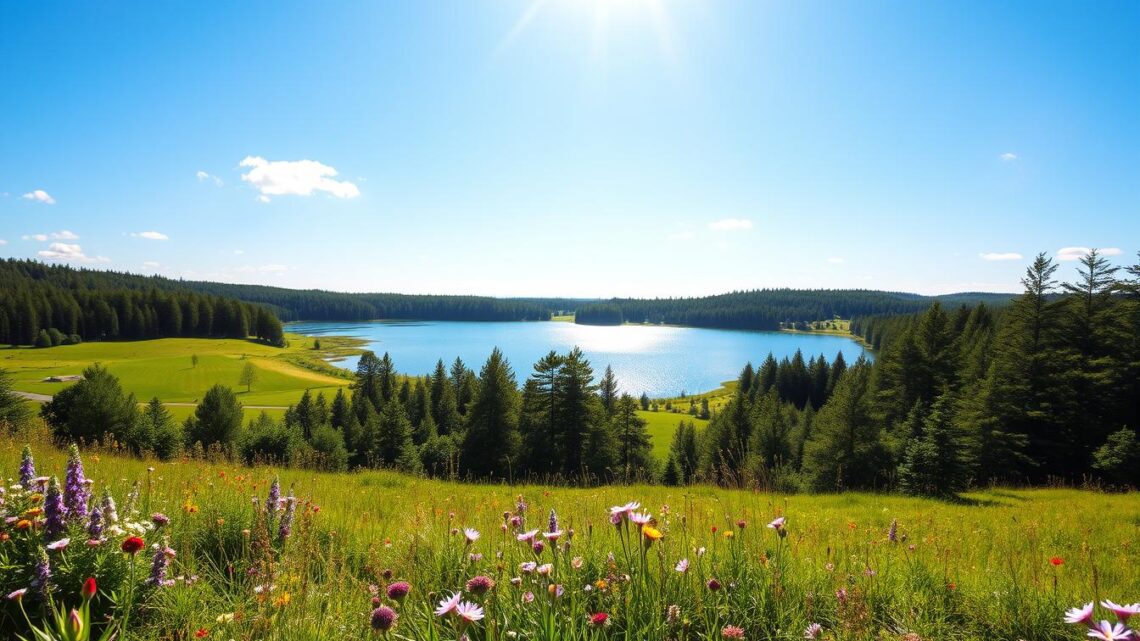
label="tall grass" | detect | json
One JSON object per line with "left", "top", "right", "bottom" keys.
{"left": 1, "top": 433, "right": 1136, "bottom": 640}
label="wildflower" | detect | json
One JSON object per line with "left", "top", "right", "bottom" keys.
{"left": 519, "top": 561, "right": 537, "bottom": 574}
{"left": 215, "top": 613, "right": 235, "bottom": 624}
{"left": 572, "top": 556, "right": 583, "bottom": 569}
{"left": 278, "top": 494, "right": 296, "bottom": 542}
{"left": 515, "top": 495, "right": 528, "bottom": 514}
{"left": 642, "top": 525, "right": 664, "bottom": 543}
{"left": 1050, "top": 556, "right": 1064, "bottom": 567}
{"left": 697, "top": 546, "right": 707, "bottom": 556}
{"left": 608, "top": 501, "right": 640, "bottom": 519}
{"left": 1102, "top": 601, "right": 1140, "bottom": 623}
{"left": 1064, "top": 603, "right": 1095, "bottom": 626}
{"left": 537, "top": 563, "right": 553, "bottom": 575}
{"left": 146, "top": 543, "right": 175, "bottom": 587}
{"left": 667, "top": 604, "right": 681, "bottom": 624}
{"left": 804, "top": 623, "right": 823, "bottom": 639}
{"left": 464, "top": 527, "right": 480, "bottom": 544}
{"left": 82, "top": 578, "right": 97, "bottom": 600}
{"left": 532, "top": 540, "right": 545, "bottom": 555}
{"left": 1087, "top": 620, "right": 1133, "bottom": 641}
{"left": 549, "top": 508, "right": 559, "bottom": 533}
{"left": 121, "top": 536, "right": 146, "bottom": 555}
{"left": 722, "top": 625, "right": 745, "bottom": 639}
{"left": 455, "top": 601, "right": 484, "bottom": 624}
{"left": 273, "top": 592, "right": 291, "bottom": 607}
{"left": 46, "top": 538, "right": 71, "bottom": 552}
{"left": 706, "top": 578, "right": 722, "bottom": 592}
{"left": 736, "top": 519, "right": 747, "bottom": 529}
{"left": 44, "top": 477, "right": 66, "bottom": 539}
{"left": 88, "top": 504, "right": 104, "bottom": 539}
{"left": 466, "top": 575, "right": 495, "bottom": 595}
{"left": 522, "top": 591, "right": 534, "bottom": 603}
{"left": 768, "top": 517, "right": 786, "bottom": 531}
{"left": 517, "top": 529, "right": 539, "bottom": 544}
{"left": 510, "top": 515, "right": 523, "bottom": 529}
{"left": 609, "top": 512, "right": 622, "bottom": 526}
{"left": 435, "top": 592, "right": 462, "bottom": 616}
{"left": 547, "top": 584, "right": 564, "bottom": 598}
{"left": 152, "top": 512, "right": 171, "bottom": 527}
{"left": 64, "top": 445, "right": 89, "bottom": 522}
{"left": 15, "top": 518, "right": 32, "bottom": 530}
{"left": 836, "top": 588, "right": 848, "bottom": 605}
{"left": 386, "top": 581, "right": 410, "bottom": 601}
{"left": 33, "top": 549, "right": 52, "bottom": 600}
{"left": 67, "top": 608, "right": 83, "bottom": 638}
{"left": 19, "top": 445, "right": 35, "bottom": 488}
{"left": 675, "top": 558, "right": 690, "bottom": 573}
{"left": 101, "top": 489, "right": 119, "bottom": 524}
{"left": 723, "top": 530, "right": 734, "bottom": 539}
{"left": 195, "top": 629, "right": 209, "bottom": 638}
{"left": 544, "top": 530, "right": 563, "bottom": 541}
{"left": 630, "top": 512, "right": 652, "bottom": 525}
{"left": 589, "top": 612, "right": 610, "bottom": 627}
{"left": 510, "top": 577, "right": 522, "bottom": 587}
{"left": 7, "top": 588, "right": 27, "bottom": 601}
{"left": 888, "top": 519, "right": 898, "bottom": 543}
{"left": 371, "top": 606, "right": 398, "bottom": 632}
{"left": 266, "top": 477, "right": 281, "bottom": 515}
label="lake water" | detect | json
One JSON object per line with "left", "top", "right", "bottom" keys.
{"left": 288, "top": 321, "right": 869, "bottom": 397}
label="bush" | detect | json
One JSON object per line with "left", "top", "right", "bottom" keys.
{"left": 1092, "top": 428, "right": 1140, "bottom": 487}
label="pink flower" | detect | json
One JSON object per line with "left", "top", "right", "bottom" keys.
{"left": 455, "top": 600, "right": 484, "bottom": 624}
{"left": 537, "top": 563, "right": 553, "bottom": 576}
{"left": 675, "top": 558, "right": 689, "bottom": 573}
{"left": 1102, "top": 601, "right": 1140, "bottom": 623}
{"left": 629, "top": 512, "right": 652, "bottom": 525}
{"left": 6, "top": 588, "right": 27, "bottom": 601}
{"left": 435, "top": 592, "right": 461, "bottom": 617}
{"left": 722, "top": 625, "right": 745, "bottom": 639}
{"left": 517, "top": 529, "right": 539, "bottom": 543}
{"left": 768, "top": 517, "right": 786, "bottom": 530}
{"left": 519, "top": 561, "right": 537, "bottom": 574}
{"left": 522, "top": 591, "right": 534, "bottom": 603}
{"left": 1066, "top": 603, "right": 1096, "bottom": 627}
{"left": 609, "top": 501, "right": 640, "bottom": 517}
{"left": 804, "top": 623, "right": 823, "bottom": 639}
{"left": 1087, "top": 620, "right": 1133, "bottom": 640}
{"left": 463, "top": 528, "right": 480, "bottom": 544}
{"left": 46, "top": 538, "right": 71, "bottom": 551}
{"left": 543, "top": 530, "right": 563, "bottom": 541}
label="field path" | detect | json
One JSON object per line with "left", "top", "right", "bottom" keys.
{"left": 13, "top": 391, "right": 288, "bottom": 410}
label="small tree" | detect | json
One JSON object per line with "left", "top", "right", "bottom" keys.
{"left": 239, "top": 362, "right": 258, "bottom": 393}
{"left": 1092, "top": 428, "right": 1140, "bottom": 487}
{"left": 314, "top": 338, "right": 322, "bottom": 350}
{"left": 191, "top": 354, "right": 199, "bottom": 368}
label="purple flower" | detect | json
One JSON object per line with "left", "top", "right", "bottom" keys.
{"left": 463, "top": 527, "right": 480, "bottom": 544}
{"left": 386, "top": 581, "right": 410, "bottom": 601}
{"left": 101, "top": 489, "right": 119, "bottom": 524}
{"left": 466, "top": 575, "right": 495, "bottom": 595}
{"left": 19, "top": 445, "right": 35, "bottom": 488}
{"left": 265, "top": 477, "right": 281, "bottom": 516}
{"left": 1066, "top": 602, "right": 1096, "bottom": 626}
{"left": 371, "top": 606, "right": 398, "bottom": 632}
{"left": 1087, "top": 620, "right": 1133, "bottom": 641}
{"left": 532, "top": 540, "right": 545, "bottom": 555}
{"left": 548, "top": 508, "right": 558, "bottom": 534}
{"left": 87, "top": 504, "right": 103, "bottom": 539}
{"left": 768, "top": 517, "right": 786, "bottom": 530}
{"left": 1102, "top": 601, "right": 1140, "bottom": 624}
{"left": 43, "top": 477, "right": 67, "bottom": 539}
{"left": 515, "top": 495, "right": 528, "bottom": 514}
{"left": 151, "top": 513, "right": 171, "bottom": 528}
{"left": 64, "top": 445, "right": 89, "bottom": 522}
{"left": 146, "top": 543, "right": 175, "bottom": 587}
{"left": 46, "top": 538, "right": 71, "bottom": 552}
{"left": 675, "top": 558, "right": 689, "bottom": 573}
{"left": 517, "top": 529, "right": 539, "bottom": 544}
{"left": 33, "top": 549, "right": 52, "bottom": 601}
{"left": 278, "top": 494, "right": 296, "bottom": 542}
{"left": 888, "top": 519, "right": 898, "bottom": 543}
{"left": 804, "top": 623, "right": 823, "bottom": 639}
{"left": 706, "top": 578, "right": 722, "bottom": 592}
{"left": 435, "top": 592, "right": 461, "bottom": 616}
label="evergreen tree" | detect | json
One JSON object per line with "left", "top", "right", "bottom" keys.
{"left": 184, "top": 384, "right": 243, "bottom": 449}
{"left": 0, "top": 367, "right": 32, "bottom": 428}
{"left": 42, "top": 364, "right": 138, "bottom": 444}
{"left": 898, "top": 393, "right": 973, "bottom": 497}
{"left": 612, "top": 393, "right": 652, "bottom": 478}
{"left": 374, "top": 398, "right": 419, "bottom": 472}
{"left": 800, "top": 362, "right": 887, "bottom": 492}
{"left": 354, "top": 351, "right": 384, "bottom": 413}
{"left": 518, "top": 351, "right": 563, "bottom": 473}
{"left": 599, "top": 365, "right": 619, "bottom": 416}
{"left": 461, "top": 348, "right": 521, "bottom": 479}
{"left": 137, "top": 397, "right": 182, "bottom": 459}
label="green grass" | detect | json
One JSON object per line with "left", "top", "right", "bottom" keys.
{"left": 2, "top": 436, "right": 1137, "bottom": 641}
{"left": 0, "top": 333, "right": 362, "bottom": 408}
{"left": 638, "top": 410, "right": 708, "bottom": 459}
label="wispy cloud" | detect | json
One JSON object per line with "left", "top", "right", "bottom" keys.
{"left": 23, "top": 230, "right": 78, "bottom": 241}
{"left": 980, "top": 252, "right": 1023, "bottom": 261}
{"left": 37, "top": 243, "right": 109, "bottom": 263}
{"left": 195, "top": 170, "right": 223, "bottom": 186}
{"left": 1057, "top": 246, "right": 1122, "bottom": 261}
{"left": 130, "top": 231, "right": 169, "bottom": 240}
{"left": 239, "top": 156, "right": 360, "bottom": 201}
{"left": 21, "top": 189, "right": 56, "bottom": 204}
{"left": 708, "top": 218, "right": 753, "bottom": 232}
{"left": 1000, "top": 152, "right": 1018, "bottom": 162}
{"left": 0, "top": 238, "right": 7, "bottom": 245}
{"left": 142, "top": 261, "right": 162, "bottom": 270}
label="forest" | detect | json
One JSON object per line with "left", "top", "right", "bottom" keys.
{"left": 0, "top": 260, "right": 285, "bottom": 346}
{"left": 16, "top": 249, "right": 1139, "bottom": 494}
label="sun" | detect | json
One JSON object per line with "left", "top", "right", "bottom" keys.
{"left": 496, "top": 0, "right": 676, "bottom": 63}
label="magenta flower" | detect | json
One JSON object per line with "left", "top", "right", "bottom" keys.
{"left": 1066, "top": 603, "right": 1096, "bottom": 626}
{"left": 386, "top": 581, "right": 410, "bottom": 601}
{"left": 630, "top": 512, "right": 652, "bottom": 525}
{"left": 371, "top": 606, "right": 398, "bottom": 632}
{"left": 455, "top": 601, "right": 484, "bottom": 624}
{"left": 517, "top": 529, "right": 539, "bottom": 543}
{"left": 46, "top": 538, "right": 71, "bottom": 552}
{"left": 6, "top": 588, "right": 27, "bottom": 601}
{"left": 1102, "top": 601, "right": 1140, "bottom": 623}
{"left": 435, "top": 592, "right": 461, "bottom": 616}
{"left": 466, "top": 575, "right": 495, "bottom": 595}
{"left": 608, "top": 501, "right": 641, "bottom": 519}
{"left": 1087, "top": 620, "right": 1133, "bottom": 640}
{"left": 768, "top": 517, "right": 786, "bottom": 530}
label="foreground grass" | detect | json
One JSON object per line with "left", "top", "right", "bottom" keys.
{"left": 2, "top": 436, "right": 1136, "bottom": 641}
{"left": 0, "top": 333, "right": 363, "bottom": 407}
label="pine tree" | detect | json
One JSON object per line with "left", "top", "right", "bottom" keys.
{"left": 0, "top": 367, "right": 32, "bottom": 428}
{"left": 41, "top": 364, "right": 138, "bottom": 444}
{"left": 800, "top": 362, "right": 887, "bottom": 492}
{"left": 599, "top": 365, "right": 619, "bottom": 416}
{"left": 374, "top": 398, "right": 418, "bottom": 471}
{"left": 184, "top": 384, "right": 243, "bottom": 449}
{"left": 613, "top": 394, "right": 652, "bottom": 478}
{"left": 898, "top": 393, "right": 973, "bottom": 497}
{"left": 461, "top": 348, "right": 521, "bottom": 479}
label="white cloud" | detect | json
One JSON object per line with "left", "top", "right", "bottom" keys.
{"left": 1057, "top": 246, "right": 1123, "bottom": 261}
{"left": 234, "top": 264, "right": 288, "bottom": 274}
{"left": 827, "top": 257, "right": 845, "bottom": 264}
{"left": 239, "top": 156, "right": 360, "bottom": 201}
{"left": 195, "top": 170, "right": 223, "bottom": 186}
{"left": 1000, "top": 152, "right": 1018, "bottom": 162}
{"left": 21, "top": 189, "right": 56, "bottom": 204}
{"left": 37, "top": 243, "right": 109, "bottom": 263}
{"left": 131, "top": 231, "right": 169, "bottom": 240}
{"left": 0, "top": 238, "right": 7, "bottom": 245}
{"left": 142, "top": 261, "right": 161, "bottom": 269}
{"left": 980, "top": 252, "right": 1023, "bottom": 261}
{"left": 708, "top": 218, "right": 753, "bottom": 232}
{"left": 23, "top": 230, "right": 78, "bottom": 241}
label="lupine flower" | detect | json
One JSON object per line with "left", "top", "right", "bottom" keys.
{"left": 722, "top": 625, "right": 745, "bottom": 639}
{"left": 265, "top": 477, "right": 281, "bottom": 516}
{"left": 87, "top": 504, "right": 103, "bottom": 539}
{"left": 463, "top": 527, "right": 480, "bottom": 544}
{"left": 46, "top": 538, "right": 71, "bottom": 552}
{"left": 675, "top": 558, "right": 690, "bottom": 573}
{"left": 64, "top": 445, "right": 89, "bottom": 522}
{"left": 435, "top": 592, "right": 462, "bottom": 616}
{"left": 455, "top": 601, "right": 484, "bottom": 624}
{"left": 466, "top": 575, "right": 495, "bottom": 595}
{"left": 101, "top": 489, "right": 119, "bottom": 525}
{"left": 888, "top": 519, "right": 898, "bottom": 543}
{"left": 1102, "top": 601, "right": 1140, "bottom": 623}
{"left": 515, "top": 495, "right": 528, "bottom": 514}
{"left": 589, "top": 612, "right": 610, "bottom": 627}
{"left": 386, "top": 581, "right": 410, "bottom": 601}
{"left": 1087, "top": 620, "right": 1133, "bottom": 641}
{"left": 278, "top": 494, "right": 296, "bottom": 542}
{"left": 44, "top": 477, "right": 67, "bottom": 539}
{"left": 371, "top": 606, "right": 398, "bottom": 632}
{"left": 548, "top": 508, "right": 559, "bottom": 533}
{"left": 804, "top": 623, "right": 823, "bottom": 639}
{"left": 146, "top": 543, "right": 176, "bottom": 587}
{"left": 19, "top": 445, "right": 35, "bottom": 488}
{"left": 33, "top": 549, "right": 52, "bottom": 601}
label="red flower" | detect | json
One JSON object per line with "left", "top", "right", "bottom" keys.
{"left": 195, "top": 628, "right": 209, "bottom": 638}
{"left": 589, "top": 612, "right": 610, "bottom": 627}
{"left": 121, "top": 536, "right": 146, "bottom": 555}
{"left": 1050, "top": 556, "right": 1064, "bottom": 566}
{"left": 81, "top": 577, "right": 97, "bottom": 600}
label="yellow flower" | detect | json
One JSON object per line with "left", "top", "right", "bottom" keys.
{"left": 642, "top": 525, "right": 664, "bottom": 542}
{"left": 723, "top": 530, "right": 735, "bottom": 539}
{"left": 273, "top": 592, "right": 291, "bottom": 608}
{"left": 22, "top": 507, "right": 43, "bottom": 517}
{"left": 15, "top": 519, "right": 33, "bottom": 531}
{"left": 594, "top": 579, "right": 608, "bottom": 591}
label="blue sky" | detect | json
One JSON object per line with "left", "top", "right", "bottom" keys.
{"left": 1, "top": 1, "right": 1137, "bottom": 297}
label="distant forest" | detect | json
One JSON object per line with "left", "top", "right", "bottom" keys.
{"left": 0, "top": 260, "right": 284, "bottom": 347}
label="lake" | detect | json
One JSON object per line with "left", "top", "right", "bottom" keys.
{"left": 287, "top": 320, "right": 869, "bottom": 397}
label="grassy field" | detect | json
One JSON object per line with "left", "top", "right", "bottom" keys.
{"left": 1, "top": 436, "right": 1136, "bottom": 641}
{"left": 0, "top": 333, "right": 362, "bottom": 408}
{"left": 638, "top": 409, "right": 708, "bottom": 459}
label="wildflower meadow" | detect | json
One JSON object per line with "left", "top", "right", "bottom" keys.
{"left": 1, "top": 436, "right": 1137, "bottom": 641}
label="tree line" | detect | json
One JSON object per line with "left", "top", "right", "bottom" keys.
{"left": 0, "top": 260, "right": 285, "bottom": 346}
